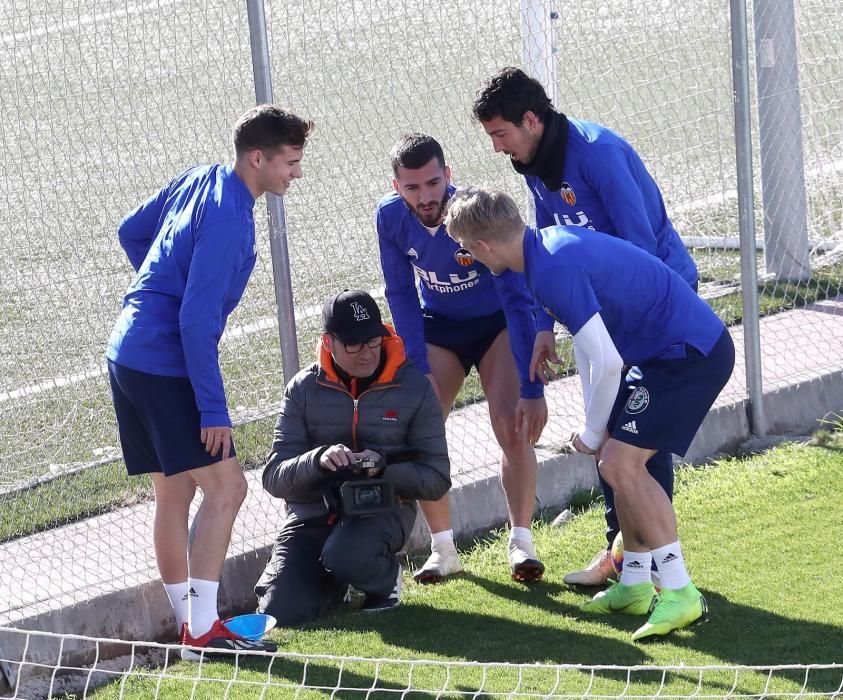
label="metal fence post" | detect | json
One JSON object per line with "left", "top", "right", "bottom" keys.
{"left": 753, "top": 0, "right": 811, "bottom": 281}
{"left": 731, "top": 0, "right": 766, "bottom": 435}
{"left": 246, "top": 0, "right": 300, "bottom": 378}
{"left": 520, "top": 0, "right": 557, "bottom": 225}
{"left": 520, "top": 0, "right": 557, "bottom": 107}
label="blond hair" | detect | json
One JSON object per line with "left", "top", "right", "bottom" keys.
{"left": 444, "top": 187, "right": 524, "bottom": 244}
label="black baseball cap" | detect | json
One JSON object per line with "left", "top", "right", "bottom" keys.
{"left": 322, "top": 290, "right": 389, "bottom": 345}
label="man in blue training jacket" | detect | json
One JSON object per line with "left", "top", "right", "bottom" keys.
{"left": 377, "top": 134, "right": 549, "bottom": 583}
{"left": 444, "top": 186, "right": 734, "bottom": 641}
{"left": 106, "top": 104, "right": 313, "bottom": 659}
{"left": 473, "top": 66, "right": 699, "bottom": 587}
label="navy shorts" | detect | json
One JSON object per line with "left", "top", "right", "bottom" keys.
{"left": 107, "top": 360, "right": 236, "bottom": 477}
{"left": 423, "top": 310, "right": 507, "bottom": 375}
{"left": 607, "top": 328, "right": 735, "bottom": 456}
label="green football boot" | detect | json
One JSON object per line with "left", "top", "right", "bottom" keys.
{"left": 632, "top": 581, "right": 709, "bottom": 641}
{"left": 579, "top": 580, "right": 657, "bottom": 615}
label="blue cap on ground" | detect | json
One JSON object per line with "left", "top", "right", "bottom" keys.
{"left": 223, "top": 613, "right": 277, "bottom": 640}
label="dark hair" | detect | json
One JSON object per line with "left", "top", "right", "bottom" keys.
{"left": 233, "top": 104, "right": 314, "bottom": 158}
{"left": 472, "top": 67, "right": 554, "bottom": 125}
{"left": 390, "top": 133, "right": 446, "bottom": 177}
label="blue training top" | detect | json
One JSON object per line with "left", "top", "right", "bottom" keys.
{"left": 526, "top": 118, "right": 698, "bottom": 289}
{"left": 524, "top": 225, "right": 723, "bottom": 364}
{"left": 106, "top": 164, "right": 257, "bottom": 428}
{"left": 376, "top": 188, "right": 544, "bottom": 398}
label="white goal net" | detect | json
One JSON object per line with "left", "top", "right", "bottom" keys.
{"left": 2, "top": 627, "right": 842, "bottom": 700}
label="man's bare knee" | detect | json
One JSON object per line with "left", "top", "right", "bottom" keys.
{"left": 598, "top": 453, "right": 629, "bottom": 493}
{"left": 209, "top": 474, "right": 247, "bottom": 512}
{"left": 599, "top": 453, "right": 647, "bottom": 496}
{"left": 599, "top": 439, "right": 654, "bottom": 492}
{"left": 491, "top": 412, "right": 523, "bottom": 455}
{"left": 195, "top": 461, "right": 248, "bottom": 512}
{"left": 152, "top": 473, "right": 197, "bottom": 508}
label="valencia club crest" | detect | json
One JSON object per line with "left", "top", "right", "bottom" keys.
{"left": 454, "top": 248, "right": 474, "bottom": 266}
{"left": 560, "top": 182, "right": 576, "bottom": 206}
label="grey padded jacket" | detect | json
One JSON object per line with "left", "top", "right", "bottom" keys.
{"left": 262, "top": 330, "right": 451, "bottom": 522}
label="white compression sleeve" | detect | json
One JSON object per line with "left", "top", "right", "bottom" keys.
{"left": 572, "top": 313, "right": 624, "bottom": 450}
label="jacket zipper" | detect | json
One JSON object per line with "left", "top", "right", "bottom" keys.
{"left": 351, "top": 378, "right": 359, "bottom": 449}
{"left": 315, "top": 376, "right": 396, "bottom": 452}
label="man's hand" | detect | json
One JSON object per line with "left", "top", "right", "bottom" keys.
{"left": 352, "top": 449, "right": 384, "bottom": 477}
{"left": 570, "top": 432, "right": 599, "bottom": 455}
{"left": 425, "top": 373, "right": 442, "bottom": 402}
{"left": 529, "top": 330, "right": 561, "bottom": 384}
{"left": 319, "top": 444, "right": 356, "bottom": 471}
{"left": 516, "top": 397, "right": 548, "bottom": 445}
{"left": 201, "top": 426, "right": 232, "bottom": 459}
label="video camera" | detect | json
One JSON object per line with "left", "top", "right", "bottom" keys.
{"left": 339, "top": 466, "right": 394, "bottom": 517}
{"left": 324, "top": 450, "right": 417, "bottom": 518}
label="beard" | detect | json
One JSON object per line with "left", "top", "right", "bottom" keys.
{"left": 510, "top": 142, "right": 539, "bottom": 166}
{"left": 409, "top": 190, "right": 449, "bottom": 228}
{"left": 510, "top": 127, "right": 541, "bottom": 165}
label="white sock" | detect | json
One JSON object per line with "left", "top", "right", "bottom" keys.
{"left": 187, "top": 578, "right": 220, "bottom": 638}
{"left": 619, "top": 551, "right": 652, "bottom": 586}
{"left": 430, "top": 529, "right": 455, "bottom": 550}
{"left": 509, "top": 527, "right": 532, "bottom": 543}
{"left": 163, "top": 581, "right": 189, "bottom": 632}
{"left": 651, "top": 542, "right": 691, "bottom": 590}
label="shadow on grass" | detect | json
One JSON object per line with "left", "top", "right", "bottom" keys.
{"left": 812, "top": 425, "right": 843, "bottom": 452}
{"left": 203, "top": 655, "right": 502, "bottom": 700}
{"left": 235, "top": 600, "right": 644, "bottom": 699}
{"left": 680, "top": 589, "right": 843, "bottom": 665}
{"left": 301, "top": 575, "right": 643, "bottom": 665}
{"left": 237, "top": 579, "right": 843, "bottom": 698}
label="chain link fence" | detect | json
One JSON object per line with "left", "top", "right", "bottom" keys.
{"left": 749, "top": 0, "right": 843, "bottom": 399}
{"left": 0, "top": 0, "right": 283, "bottom": 623}
{"left": 0, "top": 0, "right": 270, "bottom": 482}
{"left": 0, "top": 0, "right": 840, "bottom": 625}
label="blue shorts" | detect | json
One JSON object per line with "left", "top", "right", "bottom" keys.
{"left": 107, "top": 360, "right": 236, "bottom": 477}
{"left": 423, "top": 309, "right": 507, "bottom": 375}
{"left": 607, "top": 328, "right": 735, "bottom": 456}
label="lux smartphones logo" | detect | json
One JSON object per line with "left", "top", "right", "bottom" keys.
{"left": 412, "top": 266, "right": 480, "bottom": 293}
{"left": 534, "top": 186, "right": 596, "bottom": 229}
{"left": 552, "top": 211, "right": 594, "bottom": 228}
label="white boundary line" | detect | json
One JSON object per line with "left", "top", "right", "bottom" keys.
{"left": 0, "top": 0, "right": 179, "bottom": 48}
{"left": 3, "top": 161, "right": 843, "bottom": 408}
{"left": 0, "top": 288, "right": 386, "bottom": 406}
{"left": 2, "top": 156, "right": 840, "bottom": 406}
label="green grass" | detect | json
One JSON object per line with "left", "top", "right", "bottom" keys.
{"left": 695, "top": 248, "right": 757, "bottom": 283}
{"left": 708, "top": 257, "right": 843, "bottom": 327}
{"left": 87, "top": 435, "right": 843, "bottom": 699}
{"left": 0, "top": 420, "right": 273, "bottom": 544}
{"left": 0, "top": 463, "right": 151, "bottom": 544}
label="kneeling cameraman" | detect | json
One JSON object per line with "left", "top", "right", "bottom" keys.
{"left": 255, "top": 290, "right": 450, "bottom": 625}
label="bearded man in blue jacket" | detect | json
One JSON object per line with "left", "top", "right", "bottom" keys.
{"left": 473, "top": 67, "right": 700, "bottom": 587}
{"left": 376, "top": 134, "right": 549, "bottom": 584}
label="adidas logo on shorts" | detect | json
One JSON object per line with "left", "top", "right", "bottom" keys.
{"left": 621, "top": 420, "right": 639, "bottom": 434}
